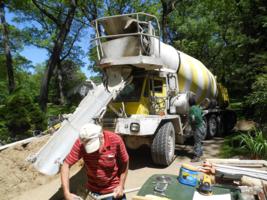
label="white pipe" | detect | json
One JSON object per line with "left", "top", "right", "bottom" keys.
{"left": 0, "top": 136, "right": 38, "bottom": 151}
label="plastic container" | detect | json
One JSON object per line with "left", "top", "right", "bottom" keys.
{"left": 178, "top": 164, "right": 199, "bottom": 187}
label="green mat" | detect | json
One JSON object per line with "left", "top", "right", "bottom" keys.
{"left": 137, "top": 174, "right": 243, "bottom": 200}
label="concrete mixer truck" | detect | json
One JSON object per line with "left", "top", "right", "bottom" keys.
{"left": 31, "top": 13, "right": 236, "bottom": 175}
{"left": 94, "top": 13, "right": 236, "bottom": 166}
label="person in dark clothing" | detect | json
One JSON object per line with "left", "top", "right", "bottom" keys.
{"left": 188, "top": 94, "right": 206, "bottom": 162}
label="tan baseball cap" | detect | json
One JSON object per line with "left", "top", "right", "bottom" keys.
{"left": 79, "top": 123, "right": 102, "bottom": 153}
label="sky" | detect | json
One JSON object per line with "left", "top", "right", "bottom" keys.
{"left": 6, "top": 11, "right": 93, "bottom": 78}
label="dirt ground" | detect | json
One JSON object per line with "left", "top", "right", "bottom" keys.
{"left": 0, "top": 135, "right": 54, "bottom": 200}
{"left": 0, "top": 134, "right": 224, "bottom": 200}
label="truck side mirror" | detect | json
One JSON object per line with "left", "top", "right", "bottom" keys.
{"left": 167, "top": 73, "right": 178, "bottom": 94}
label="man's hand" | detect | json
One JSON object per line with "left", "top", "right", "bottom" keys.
{"left": 113, "top": 185, "right": 124, "bottom": 198}
{"left": 198, "top": 161, "right": 216, "bottom": 175}
{"left": 61, "top": 162, "right": 82, "bottom": 200}
{"left": 64, "top": 192, "right": 82, "bottom": 200}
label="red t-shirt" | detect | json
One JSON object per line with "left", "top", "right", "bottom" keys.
{"left": 65, "top": 130, "right": 129, "bottom": 194}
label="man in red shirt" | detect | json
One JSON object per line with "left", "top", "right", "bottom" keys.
{"left": 61, "top": 123, "right": 129, "bottom": 200}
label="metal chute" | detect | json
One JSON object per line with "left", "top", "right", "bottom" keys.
{"left": 32, "top": 68, "right": 132, "bottom": 175}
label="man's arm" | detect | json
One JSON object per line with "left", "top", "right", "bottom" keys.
{"left": 61, "top": 139, "right": 82, "bottom": 200}
{"left": 114, "top": 160, "right": 129, "bottom": 198}
{"left": 60, "top": 161, "right": 81, "bottom": 200}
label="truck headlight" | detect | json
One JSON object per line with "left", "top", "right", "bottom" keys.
{"left": 130, "top": 123, "right": 140, "bottom": 132}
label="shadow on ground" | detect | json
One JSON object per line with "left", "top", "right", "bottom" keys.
{"left": 49, "top": 167, "right": 87, "bottom": 200}
{"left": 48, "top": 137, "right": 225, "bottom": 199}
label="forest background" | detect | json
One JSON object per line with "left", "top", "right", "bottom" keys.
{"left": 0, "top": 0, "right": 266, "bottom": 145}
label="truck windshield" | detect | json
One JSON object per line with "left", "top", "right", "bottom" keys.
{"left": 115, "top": 77, "right": 144, "bottom": 102}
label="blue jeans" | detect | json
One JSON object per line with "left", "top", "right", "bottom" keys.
{"left": 193, "top": 124, "right": 206, "bottom": 157}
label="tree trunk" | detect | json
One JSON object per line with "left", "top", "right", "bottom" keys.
{"left": 161, "top": 9, "right": 167, "bottom": 43}
{"left": 161, "top": 0, "right": 168, "bottom": 43}
{"left": 160, "top": 0, "right": 178, "bottom": 43}
{"left": 0, "top": 3, "right": 15, "bottom": 94}
{"left": 56, "top": 62, "right": 65, "bottom": 105}
{"left": 39, "top": 2, "right": 77, "bottom": 111}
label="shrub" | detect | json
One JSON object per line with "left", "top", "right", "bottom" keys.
{"left": 236, "top": 129, "right": 267, "bottom": 159}
{"left": 244, "top": 72, "right": 267, "bottom": 125}
{"left": 0, "top": 120, "right": 10, "bottom": 144}
{"left": 5, "top": 92, "right": 32, "bottom": 137}
{"left": 220, "top": 129, "right": 267, "bottom": 159}
{"left": 29, "top": 104, "right": 46, "bottom": 131}
{"left": 5, "top": 89, "right": 46, "bottom": 138}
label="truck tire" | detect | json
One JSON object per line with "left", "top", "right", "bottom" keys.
{"left": 203, "top": 117, "right": 208, "bottom": 139}
{"left": 151, "top": 122, "right": 175, "bottom": 166}
{"left": 207, "top": 114, "right": 217, "bottom": 138}
{"left": 216, "top": 115, "right": 224, "bottom": 137}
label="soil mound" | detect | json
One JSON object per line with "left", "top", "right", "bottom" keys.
{"left": 0, "top": 135, "right": 58, "bottom": 200}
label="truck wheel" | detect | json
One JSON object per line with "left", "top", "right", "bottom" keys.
{"left": 151, "top": 122, "right": 175, "bottom": 166}
{"left": 207, "top": 115, "right": 217, "bottom": 138}
{"left": 216, "top": 115, "right": 224, "bottom": 137}
{"left": 203, "top": 117, "right": 208, "bottom": 140}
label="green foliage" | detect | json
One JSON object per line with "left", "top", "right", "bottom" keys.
{"left": 0, "top": 121, "right": 9, "bottom": 144}
{"left": 49, "top": 60, "right": 86, "bottom": 105}
{"left": 244, "top": 69, "right": 267, "bottom": 124}
{"left": 90, "top": 75, "right": 102, "bottom": 85}
{"left": 1, "top": 0, "right": 267, "bottom": 142}
{"left": 47, "top": 104, "right": 75, "bottom": 117}
{"left": 0, "top": 80, "right": 8, "bottom": 104}
{"left": 219, "top": 135, "right": 245, "bottom": 158}
{"left": 5, "top": 89, "right": 46, "bottom": 138}
{"left": 5, "top": 91, "right": 31, "bottom": 137}
{"left": 11, "top": 0, "right": 85, "bottom": 65}
{"left": 229, "top": 99, "right": 244, "bottom": 119}
{"left": 87, "top": 46, "right": 99, "bottom": 73}
{"left": 0, "top": 105, "right": 10, "bottom": 144}
{"left": 220, "top": 129, "right": 267, "bottom": 159}
{"left": 29, "top": 103, "right": 47, "bottom": 131}
{"left": 166, "top": 0, "right": 267, "bottom": 125}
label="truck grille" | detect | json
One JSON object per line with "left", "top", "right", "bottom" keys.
{"left": 102, "top": 118, "right": 116, "bottom": 131}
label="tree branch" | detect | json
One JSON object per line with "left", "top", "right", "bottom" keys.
{"left": 80, "top": 0, "right": 98, "bottom": 23}
{"left": 60, "top": 24, "right": 84, "bottom": 61}
{"left": 32, "top": 0, "right": 61, "bottom": 27}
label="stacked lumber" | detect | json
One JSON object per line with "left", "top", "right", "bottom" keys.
{"left": 206, "top": 159, "right": 267, "bottom": 200}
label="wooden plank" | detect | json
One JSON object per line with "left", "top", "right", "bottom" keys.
{"left": 132, "top": 195, "right": 170, "bottom": 200}
{"left": 132, "top": 196, "right": 150, "bottom": 200}
{"left": 207, "top": 159, "right": 267, "bottom": 167}
{"left": 214, "top": 164, "right": 267, "bottom": 181}
{"left": 215, "top": 164, "right": 267, "bottom": 175}
{"left": 222, "top": 164, "right": 263, "bottom": 168}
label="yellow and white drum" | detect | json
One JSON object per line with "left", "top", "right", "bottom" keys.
{"left": 177, "top": 51, "right": 218, "bottom": 103}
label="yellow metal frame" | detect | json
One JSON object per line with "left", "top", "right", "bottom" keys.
{"left": 217, "top": 83, "right": 230, "bottom": 107}
{"left": 110, "top": 76, "right": 167, "bottom": 115}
